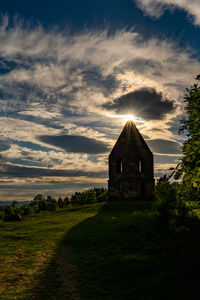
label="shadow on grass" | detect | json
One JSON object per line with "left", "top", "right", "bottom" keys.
{"left": 29, "top": 201, "right": 200, "bottom": 300}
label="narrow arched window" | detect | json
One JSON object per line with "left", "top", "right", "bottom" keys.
{"left": 139, "top": 160, "right": 142, "bottom": 173}
{"left": 116, "top": 159, "right": 123, "bottom": 174}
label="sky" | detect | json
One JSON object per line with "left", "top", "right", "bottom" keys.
{"left": 0, "top": 0, "right": 200, "bottom": 201}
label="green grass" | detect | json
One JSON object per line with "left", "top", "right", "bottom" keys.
{"left": 1, "top": 201, "right": 200, "bottom": 299}
{"left": 0, "top": 203, "right": 102, "bottom": 300}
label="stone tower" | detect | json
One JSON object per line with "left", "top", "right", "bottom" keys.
{"left": 108, "top": 120, "right": 154, "bottom": 200}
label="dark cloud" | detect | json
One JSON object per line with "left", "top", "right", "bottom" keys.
{"left": 167, "top": 118, "right": 188, "bottom": 140}
{"left": 103, "top": 87, "right": 176, "bottom": 120}
{"left": 38, "top": 135, "right": 109, "bottom": 154}
{"left": 146, "top": 139, "right": 182, "bottom": 154}
{"left": 154, "top": 154, "right": 179, "bottom": 164}
{"left": 0, "top": 181, "right": 106, "bottom": 191}
{"left": 0, "top": 163, "right": 107, "bottom": 178}
{"left": 0, "top": 140, "right": 10, "bottom": 152}
{"left": 81, "top": 68, "right": 119, "bottom": 97}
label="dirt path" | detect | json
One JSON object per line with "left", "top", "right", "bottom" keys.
{"left": 30, "top": 245, "right": 80, "bottom": 300}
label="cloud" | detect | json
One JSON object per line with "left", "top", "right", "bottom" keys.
{"left": 0, "top": 117, "right": 61, "bottom": 148}
{"left": 38, "top": 135, "right": 110, "bottom": 154}
{"left": 0, "top": 163, "right": 107, "bottom": 179}
{"left": 0, "top": 15, "right": 199, "bottom": 120}
{"left": 103, "top": 87, "right": 176, "bottom": 120}
{"left": 0, "top": 16, "right": 199, "bottom": 200}
{"left": 135, "top": 0, "right": 200, "bottom": 25}
{"left": 18, "top": 109, "right": 62, "bottom": 119}
{"left": 0, "top": 144, "right": 108, "bottom": 173}
{"left": 154, "top": 154, "right": 179, "bottom": 164}
{"left": 154, "top": 163, "right": 178, "bottom": 177}
{"left": 0, "top": 179, "right": 107, "bottom": 201}
{"left": 0, "top": 140, "right": 10, "bottom": 152}
{"left": 146, "top": 139, "right": 182, "bottom": 154}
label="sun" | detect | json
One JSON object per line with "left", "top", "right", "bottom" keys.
{"left": 106, "top": 113, "right": 144, "bottom": 125}
{"left": 123, "top": 114, "right": 136, "bottom": 123}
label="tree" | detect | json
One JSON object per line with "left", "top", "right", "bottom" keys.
{"left": 11, "top": 201, "right": 18, "bottom": 207}
{"left": 97, "top": 190, "right": 108, "bottom": 202}
{"left": 63, "top": 197, "right": 70, "bottom": 206}
{"left": 58, "top": 197, "right": 64, "bottom": 208}
{"left": 175, "top": 75, "right": 200, "bottom": 201}
{"left": 30, "top": 194, "right": 46, "bottom": 212}
{"left": 3, "top": 205, "right": 23, "bottom": 222}
{"left": 46, "top": 195, "right": 57, "bottom": 211}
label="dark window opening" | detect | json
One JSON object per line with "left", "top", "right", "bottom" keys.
{"left": 139, "top": 160, "right": 142, "bottom": 173}
{"left": 117, "top": 159, "right": 123, "bottom": 174}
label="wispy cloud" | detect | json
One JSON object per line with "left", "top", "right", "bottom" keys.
{"left": 135, "top": 0, "right": 200, "bottom": 25}
{"left": 0, "top": 15, "right": 199, "bottom": 199}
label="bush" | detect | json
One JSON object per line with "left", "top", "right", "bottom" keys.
{"left": 30, "top": 194, "right": 57, "bottom": 212}
{"left": 155, "top": 180, "right": 191, "bottom": 230}
{"left": 63, "top": 197, "right": 70, "bottom": 206}
{"left": 58, "top": 197, "right": 64, "bottom": 208}
{"left": 46, "top": 200, "right": 57, "bottom": 211}
{"left": 19, "top": 205, "right": 32, "bottom": 216}
{"left": 3, "top": 205, "right": 23, "bottom": 222}
{"left": 97, "top": 190, "right": 108, "bottom": 202}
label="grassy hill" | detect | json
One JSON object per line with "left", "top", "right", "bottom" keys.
{"left": 1, "top": 201, "right": 200, "bottom": 300}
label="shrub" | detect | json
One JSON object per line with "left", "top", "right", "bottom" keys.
{"left": 46, "top": 196, "right": 57, "bottom": 211}
{"left": 63, "top": 197, "right": 70, "bottom": 206}
{"left": 58, "top": 197, "right": 64, "bottom": 208}
{"left": 155, "top": 180, "right": 191, "bottom": 230}
{"left": 97, "top": 190, "right": 108, "bottom": 202}
{"left": 70, "top": 188, "right": 107, "bottom": 205}
{"left": 3, "top": 205, "right": 23, "bottom": 222}
{"left": 19, "top": 205, "right": 32, "bottom": 216}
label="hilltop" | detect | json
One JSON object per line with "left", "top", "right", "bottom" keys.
{"left": 1, "top": 201, "right": 200, "bottom": 299}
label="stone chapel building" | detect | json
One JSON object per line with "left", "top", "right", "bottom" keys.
{"left": 108, "top": 120, "right": 154, "bottom": 200}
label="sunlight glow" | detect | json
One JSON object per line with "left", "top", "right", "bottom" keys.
{"left": 107, "top": 113, "right": 144, "bottom": 125}
{"left": 123, "top": 114, "right": 136, "bottom": 123}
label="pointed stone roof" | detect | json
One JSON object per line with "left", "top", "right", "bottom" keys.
{"left": 109, "top": 120, "right": 152, "bottom": 158}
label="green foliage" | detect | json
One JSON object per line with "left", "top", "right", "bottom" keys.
{"left": 175, "top": 75, "right": 200, "bottom": 201}
{"left": 30, "top": 194, "right": 46, "bottom": 212}
{"left": 30, "top": 194, "right": 57, "bottom": 212}
{"left": 0, "top": 208, "right": 4, "bottom": 220}
{"left": 46, "top": 195, "right": 57, "bottom": 211}
{"left": 70, "top": 187, "right": 107, "bottom": 204}
{"left": 3, "top": 205, "right": 23, "bottom": 222}
{"left": 155, "top": 179, "right": 192, "bottom": 230}
{"left": 63, "top": 196, "right": 70, "bottom": 206}
{"left": 57, "top": 197, "right": 64, "bottom": 208}
{"left": 97, "top": 190, "right": 108, "bottom": 202}
{"left": 19, "top": 204, "right": 32, "bottom": 216}
{"left": 156, "top": 174, "right": 169, "bottom": 185}
{"left": 0, "top": 187, "right": 107, "bottom": 222}
{"left": 71, "top": 190, "right": 96, "bottom": 204}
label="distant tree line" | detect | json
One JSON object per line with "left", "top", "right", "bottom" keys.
{"left": 0, "top": 188, "right": 108, "bottom": 222}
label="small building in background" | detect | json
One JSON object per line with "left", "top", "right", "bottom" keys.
{"left": 108, "top": 120, "right": 154, "bottom": 200}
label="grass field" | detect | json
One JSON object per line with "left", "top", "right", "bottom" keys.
{"left": 1, "top": 201, "right": 200, "bottom": 300}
